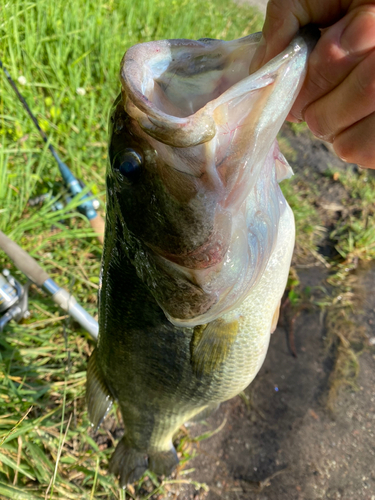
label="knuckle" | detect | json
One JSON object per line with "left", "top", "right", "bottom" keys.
{"left": 265, "top": 0, "right": 310, "bottom": 32}
{"left": 263, "top": 0, "right": 290, "bottom": 36}
{"left": 308, "top": 57, "right": 336, "bottom": 94}
{"left": 307, "top": 39, "right": 343, "bottom": 94}
{"left": 265, "top": 0, "right": 285, "bottom": 18}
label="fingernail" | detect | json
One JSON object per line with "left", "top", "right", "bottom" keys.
{"left": 287, "top": 109, "right": 303, "bottom": 123}
{"left": 340, "top": 10, "right": 375, "bottom": 55}
{"left": 249, "top": 36, "right": 266, "bottom": 74}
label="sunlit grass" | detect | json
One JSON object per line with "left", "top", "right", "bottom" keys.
{"left": 0, "top": 0, "right": 263, "bottom": 498}
{"left": 331, "top": 171, "right": 375, "bottom": 267}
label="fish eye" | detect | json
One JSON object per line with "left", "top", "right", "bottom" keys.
{"left": 112, "top": 149, "right": 143, "bottom": 181}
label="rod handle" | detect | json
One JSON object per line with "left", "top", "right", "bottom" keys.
{"left": 0, "top": 231, "right": 50, "bottom": 286}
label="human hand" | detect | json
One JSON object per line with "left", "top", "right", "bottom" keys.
{"left": 250, "top": 0, "right": 375, "bottom": 169}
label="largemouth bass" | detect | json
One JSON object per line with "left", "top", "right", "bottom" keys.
{"left": 87, "top": 29, "right": 317, "bottom": 486}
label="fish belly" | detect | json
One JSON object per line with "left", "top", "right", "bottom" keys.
{"left": 211, "top": 201, "right": 295, "bottom": 400}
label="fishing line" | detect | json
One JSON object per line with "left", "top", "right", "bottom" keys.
{"left": 0, "top": 58, "right": 105, "bottom": 243}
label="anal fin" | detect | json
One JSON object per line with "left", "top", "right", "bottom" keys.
{"left": 86, "top": 348, "right": 113, "bottom": 430}
{"left": 191, "top": 319, "right": 239, "bottom": 378}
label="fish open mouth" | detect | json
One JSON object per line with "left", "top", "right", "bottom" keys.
{"left": 121, "top": 34, "right": 265, "bottom": 147}
{"left": 120, "top": 30, "right": 316, "bottom": 151}
{"left": 117, "top": 30, "right": 317, "bottom": 325}
{"left": 125, "top": 34, "right": 261, "bottom": 114}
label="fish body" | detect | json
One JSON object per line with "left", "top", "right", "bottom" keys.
{"left": 87, "top": 29, "right": 317, "bottom": 486}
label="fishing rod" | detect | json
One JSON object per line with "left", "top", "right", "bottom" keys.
{"left": 0, "top": 230, "right": 98, "bottom": 339}
{"left": 0, "top": 59, "right": 105, "bottom": 244}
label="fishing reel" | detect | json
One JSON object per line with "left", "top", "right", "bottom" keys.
{"left": 28, "top": 183, "right": 100, "bottom": 213}
{"left": 0, "top": 269, "right": 30, "bottom": 333}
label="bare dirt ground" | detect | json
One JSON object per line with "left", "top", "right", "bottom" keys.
{"left": 172, "top": 128, "right": 375, "bottom": 500}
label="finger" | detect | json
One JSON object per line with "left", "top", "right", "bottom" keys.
{"left": 250, "top": 0, "right": 342, "bottom": 72}
{"left": 290, "top": 6, "right": 375, "bottom": 121}
{"left": 304, "top": 47, "right": 375, "bottom": 141}
{"left": 333, "top": 112, "right": 375, "bottom": 168}
{"left": 250, "top": 0, "right": 371, "bottom": 72}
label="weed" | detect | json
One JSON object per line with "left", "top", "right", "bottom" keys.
{"left": 0, "top": 0, "right": 263, "bottom": 498}
{"left": 288, "top": 121, "right": 308, "bottom": 136}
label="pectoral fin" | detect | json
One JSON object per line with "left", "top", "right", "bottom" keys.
{"left": 191, "top": 319, "right": 239, "bottom": 378}
{"left": 86, "top": 348, "right": 113, "bottom": 430}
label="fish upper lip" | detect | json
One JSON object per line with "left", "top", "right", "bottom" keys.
{"left": 121, "top": 36, "right": 262, "bottom": 147}
{"left": 120, "top": 30, "right": 317, "bottom": 149}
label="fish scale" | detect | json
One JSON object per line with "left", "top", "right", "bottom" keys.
{"left": 86, "top": 28, "right": 318, "bottom": 486}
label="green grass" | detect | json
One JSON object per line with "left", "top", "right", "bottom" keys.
{"left": 1, "top": 0, "right": 374, "bottom": 497}
{"left": 330, "top": 171, "right": 375, "bottom": 274}
{"left": 0, "top": 0, "right": 263, "bottom": 498}
{"left": 281, "top": 176, "right": 325, "bottom": 260}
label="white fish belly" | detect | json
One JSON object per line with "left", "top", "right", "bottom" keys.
{"left": 212, "top": 200, "right": 295, "bottom": 401}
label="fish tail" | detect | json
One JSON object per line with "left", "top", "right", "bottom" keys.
{"left": 109, "top": 438, "right": 179, "bottom": 486}
{"left": 148, "top": 446, "right": 179, "bottom": 476}
{"left": 109, "top": 438, "right": 148, "bottom": 487}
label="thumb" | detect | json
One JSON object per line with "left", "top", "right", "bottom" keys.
{"left": 249, "top": 0, "right": 344, "bottom": 73}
